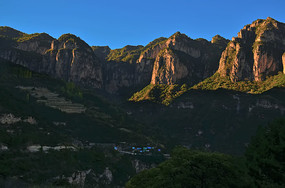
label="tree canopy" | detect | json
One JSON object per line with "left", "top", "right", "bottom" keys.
{"left": 245, "top": 119, "right": 285, "bottom": 187}
{"left": 126, "top": 147, "right": 252, "bottom": 188}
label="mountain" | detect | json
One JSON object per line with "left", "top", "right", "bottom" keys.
{"left": 1, "top": 18, "right": 285, "bottom": 187}
{"left": 193, "top": 17, "right": 285, "bottom": 94}
{"left": 0, "top": 26, "right": 228, "bottom": 95}
{"left": 150, "top": 32, "right": 228, "bottom": 85}
{"left": 0, "top": 28, "right": 103, "bottom": 89}
{"left": 0, "top": 59, "right": 163, "bottom": 187}
{"left": 218, "top": 17, "right": 285, "bottom": 82}
{"left": 1, "top": 18, "right": 285, "bottom": 97}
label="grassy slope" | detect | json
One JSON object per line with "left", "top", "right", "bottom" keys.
{"left": 192, "top": 72, "right": 285, "bottom": 94}
{"left": 129, "top": 84, "right": 188, "bottom": 105}
{"left": 106, "top": 37, "right": 167, "bottom": 64}
{"left": 130, "top": 72, "right": 285, "bottom": 105}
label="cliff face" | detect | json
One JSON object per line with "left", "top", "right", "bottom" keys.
{"left": 92, "top": 46, "right": 111, "bottom": 62}
{"left": 150, "top": 32, "right": 228, "bottom": 85}
{"left": 0, "top": 29, "right": 103, "bottom": 88}
{"left": 45, "top": 34, "right": 102, "bottom": 88}
{"left": 3, "top": 18, "right": 285, "bottom": 96}
{"left": 0, "top": 26, "right": 228, "bottom": 93}
{"left": 101, "top": 33, "right": 227, "bottom": 92}
{"left": 150, "top": 48, "right": 188, "bottom": 84}
{"left": 283, "top": 53, "right": 285, "bottom": 73}
{"left": 16, "top": 33, "right": 54, "bottom": 55}
{"left": 102, "top": 62, "right": 136, "bottom": 93}
{"left": 135, "top": 37, "right": 168, "bottom": 86}
{"left": 218, "top": 17, "right": 285, "bottom": 81}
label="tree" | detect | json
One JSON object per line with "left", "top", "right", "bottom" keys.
{"left": 245, "top": 119, "right": 285, "bottom": 187}
{"left": 126, "top": 147, "right": 253, "bottom": 188}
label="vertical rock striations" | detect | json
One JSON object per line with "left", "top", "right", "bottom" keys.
{"left": 45, "top": 34, "right": 102, "bottom": 88}
{"left": 0, "top": 30, "right": 103, "bottom": 88}
{"left": 218, "top": 17, "right": 285, "bottom": 81}
{"left": 150, "top": 32, "right": 228, "bottom": 85}
{"left": 283, "top": 52, "right": 285, "bottom": 74}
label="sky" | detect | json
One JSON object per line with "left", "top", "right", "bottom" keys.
{"left": 1, "top": 0, "right": 284, "bottom": 49}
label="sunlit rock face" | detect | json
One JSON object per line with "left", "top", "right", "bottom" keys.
{"left": 282, "top": 53, "right": 285, "bottom": 74}
{"left": 100, "top": 33, "right": 227, "bottom": 92}
{"left": 218, "top": 17, "right": 285, "bottom": 81}
{"left": 150, "top": 32, "right": 228, "bottom": 85}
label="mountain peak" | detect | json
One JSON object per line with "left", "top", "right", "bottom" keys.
{"left": 0, "top": 26, "right": 25, "bottom": 39}
{"left": 170, "top": 31, "right": 189, "bottom": 40}
{"left": 57, "top": 33, "right": 91, "bottom": 50}
{"left": 266, "top": 17, "right": 275, "bottom": 21}
{"left": 218, "top": 18, "right": 285, "bottom": 82}
{"left": 211, "top": 35, "right": 224, "bottom": 43}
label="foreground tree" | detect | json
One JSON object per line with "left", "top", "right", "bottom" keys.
{"left": 245, "top": 119, "right": 285, "bottom": 187}
{"left": 126, "top": 147, "right": 252, "bottom": 188}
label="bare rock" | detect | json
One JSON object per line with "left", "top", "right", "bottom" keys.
{"left": 151, "top": 48, "right": 188, "bottom": 84}
{"left": 218, "top": 17, "right": 285, "bottom": 81}
{"left": 283, "top": 53, "right": 285, "bottom": 73}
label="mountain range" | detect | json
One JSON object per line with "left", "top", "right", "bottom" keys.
{"left": 1, "top": 17, "right": 285, "bottom": 100}
{"left": 0, "top": 17, "right": 285, "bottom": 187}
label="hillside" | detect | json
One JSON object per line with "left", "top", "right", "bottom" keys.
{"left": 0, "top": 59, "right": 164, "bottom": 187}
{"left": 130, "top": 17, "right": 285, "bottom": 105}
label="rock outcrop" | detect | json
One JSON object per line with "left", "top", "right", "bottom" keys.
{"left": 0, "top": 31, "right": 103, "bottom": 88}
{"left": 16, "top": 33, "right": 54, "bottom": 55}
{"left": 0, "top": 26, "right": 229, "bottom": 93}
{"left": 283, "top": 53, "right": 285, "bottom": 73}
{"left": 44, "top": 34, "right": 102, "bottom": 88}
{"left": 150, "top": 32, "right": 228, "bottom": 85}
{"left": 134, "top": 37, "right": 168, "bottom": 86}
{"left": 4, "top": 18, "right": 285, "bottom": 95}
{"left": 101, "top": 33, "right": 227, "bottom": 92}
{"left": 92, "top": 46, "right": 111, "bottom": 62}
{"left": 218, "top": 17, "right": 285, "bottom": 81}
{"left": 151, "top": 48, "right": 188, "bottom": 84}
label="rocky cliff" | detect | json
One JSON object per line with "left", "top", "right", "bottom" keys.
{"left": 99, "top": 33, "right": 227, "bottom": 93}
{"left": 150, "top": 32, "right": 228, "bottom": 85}
{"left": 2, "top": 18, "right": 284, "bottom": 96}
{"left": 92, "top": 46, "right": 111, "bottom": 63}
{"left": 0, "top": 28, "right": 103, "bottom": 88}
{"left": 218, "top": 17, "right": 285, "bottom": 81}
{"left": 0, "top": 26, "right": 228, "bottom": 94}
{"left": 44, "top": 34, "right": 102, "bottom": 88}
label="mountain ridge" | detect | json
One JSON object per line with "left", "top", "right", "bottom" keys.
{"left": 0, "top": 17, "right": 284, "bottom": 104}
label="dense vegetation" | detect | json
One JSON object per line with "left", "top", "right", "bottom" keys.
{"left": 127, "top": 119, "right": 285, "bottom": 187}
{"left": 107, "top": 45, "right": 143, "bottom": 64}
{"left": 106, "top": 37, "right": 167, "bottom": 64}
{"left": 245, "top": 119, "right": 285, "bottom": 187}
{"left": 126, "top": 147, "right": 252, "bottom": 188}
